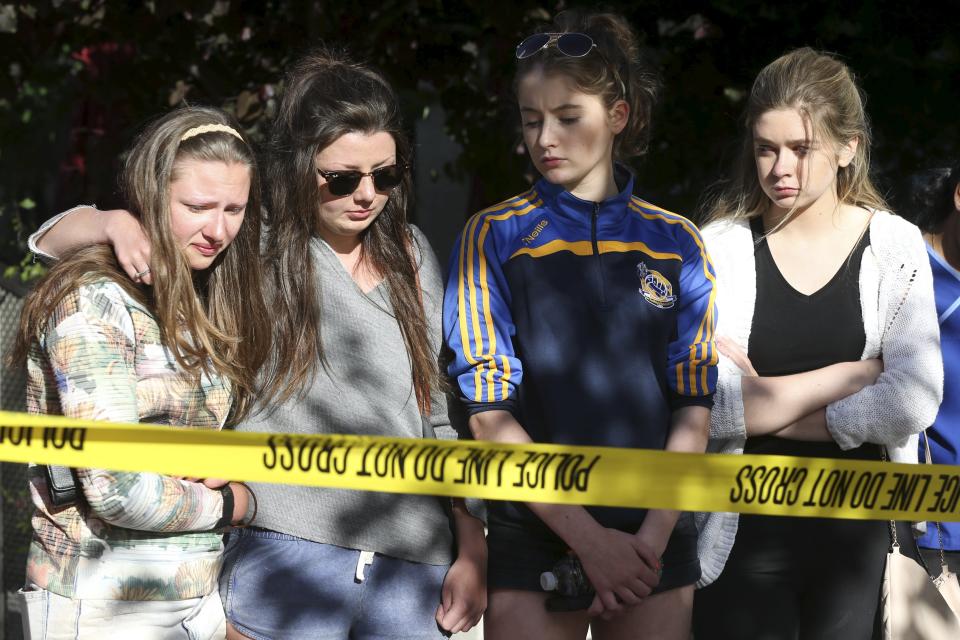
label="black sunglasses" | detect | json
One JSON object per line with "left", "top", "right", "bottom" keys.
{"left": 316, "top": 164, "right": 406, "bottom": 197}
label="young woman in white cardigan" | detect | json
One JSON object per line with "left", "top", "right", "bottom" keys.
{"left": 691, "top": 48, "right": 942, "bottom": 638}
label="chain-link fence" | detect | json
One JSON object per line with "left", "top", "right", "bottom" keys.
{"left": 1, "top": 279, "right": 30, "bottom": 640}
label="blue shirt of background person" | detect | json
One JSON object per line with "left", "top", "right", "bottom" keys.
{"left": 915, "top": 163, "right": 960, "bottom": 557}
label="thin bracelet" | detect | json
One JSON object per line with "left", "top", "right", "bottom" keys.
{"left": 232, "top": 481, "right": 258, "bottom": 528}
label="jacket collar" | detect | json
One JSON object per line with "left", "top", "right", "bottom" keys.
{"left": 535, "top": 164, "right": 635, "bottom": 230}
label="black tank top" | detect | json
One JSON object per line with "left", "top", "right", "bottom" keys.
{"left": 745, "top": 216, "right": 875, "bottom": 458}
{"left": 748, "top": 216, "right": 869, "bottom": 375}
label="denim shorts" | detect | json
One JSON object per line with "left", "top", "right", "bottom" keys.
{"left": 219, "top": 528, "right": 450, "bottom": 640}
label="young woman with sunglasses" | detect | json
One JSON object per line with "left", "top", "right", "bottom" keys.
{"left": 444, "top": 11, "right": 717, "bottom": 640}
{"left": 13, "top": 105, "right": 269, "bottom": 639}
{"left": 690, "top": 48, "right": 941, "bottom": 638}
{"left": 28, "top": 50, "right": 486, "bottom": 640}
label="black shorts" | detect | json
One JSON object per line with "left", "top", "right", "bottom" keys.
{"left": 486, "top": 511, "right": 701, "bottom": 594}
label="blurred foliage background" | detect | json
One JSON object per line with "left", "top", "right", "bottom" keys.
{"left": 1, "top": 0, "right": 958, "bottom": 277}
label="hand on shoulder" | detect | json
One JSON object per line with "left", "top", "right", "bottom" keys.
{"left": 101, "top": 209, "right": 153, "bottom": 285}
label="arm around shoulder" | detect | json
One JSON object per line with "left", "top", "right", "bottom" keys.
{"left": 30, "top": 206, "right": 151, "bottom": 283}
{"left": 29, "top": 205, "right": 99, "bottom": 262}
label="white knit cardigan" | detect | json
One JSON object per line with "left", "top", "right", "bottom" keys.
{"left": 696, "top": 211, "right": 943, "bottom": 588}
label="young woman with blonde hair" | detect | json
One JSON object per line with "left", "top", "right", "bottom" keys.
{"left": 13, "top": 105, "right": 269, "bottom": 639}
{"left": 692, "top": 48, "right": 942, "bottom": 638}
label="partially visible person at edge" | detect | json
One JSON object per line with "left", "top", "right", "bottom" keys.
{"left": 909, "top": 162, "right": 960, "bottom": 578}
{"left": 443, "top": 10, "right": 717, "bottom": 640}
{"left": 691, "top": 48, "right": 942, "bottom": 639}
{"left": 11, "top": 105, "right": 269, "bottom": 640}
{"left": 27, "top": 49, "right": 486, "bottom": 640}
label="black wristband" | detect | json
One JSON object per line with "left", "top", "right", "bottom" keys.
{"left": 215, "top": 484, "right": 234, "bottom": 530}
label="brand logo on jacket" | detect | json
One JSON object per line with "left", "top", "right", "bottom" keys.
{"left": 637, "top": 262, "right": 677, "bottom": 309}
{"left": 521, "top": 219, "right": 549, "bottom": 245}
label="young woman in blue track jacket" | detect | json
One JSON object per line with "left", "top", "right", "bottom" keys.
{"left": 443, "top": 10, "right": 718, "bottom": 640}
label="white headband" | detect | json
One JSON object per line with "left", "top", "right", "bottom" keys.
{"left": 180, "top": 123, "right": 244, "bottom": 143}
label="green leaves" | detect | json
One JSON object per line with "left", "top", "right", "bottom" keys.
{"left": 0, "top": 5, "right": 16, "bottom": 34}
{"left": 1, "top": 0, "right": 958, "bottom": 282}
{"left": 3, "top": 253, "right": 46, "bottom": 282}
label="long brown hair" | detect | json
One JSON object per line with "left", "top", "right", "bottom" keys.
{"left": 261, "top": 48, "right": 438, "bottom": 413}
{"left": 514, "top": 10, "right": 660, "bottom": 161}
{"left": 13, "top": 106, "right": 271, "bottom": 424}
{"left": 705, "top": 47, "right": 887, "bottom": 225}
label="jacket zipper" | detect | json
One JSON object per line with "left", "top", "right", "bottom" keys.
{"left": 592, "top": 202, "right": 607, "bottom": 307}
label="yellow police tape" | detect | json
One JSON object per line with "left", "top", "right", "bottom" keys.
{"left": 1, "top": 410, "right": 956, "bottom": 522}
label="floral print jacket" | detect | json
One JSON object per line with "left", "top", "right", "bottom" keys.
{"left": 25, "top": 278, "right": 232, "bottom": 600}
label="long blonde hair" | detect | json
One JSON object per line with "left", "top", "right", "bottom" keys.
{"left": 13, "top": 106, "right": 271, "bottom": 424}
{"left": 705, "top": 47, "right": 887, "bottom": 225}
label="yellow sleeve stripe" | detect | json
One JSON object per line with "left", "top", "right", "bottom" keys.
{"left": 457, "top": 191, "right": 534, "bottom": 386}
{"left": 457, "top": 209, "right": 483, "bottom": 396}
{"left": 700, "top": 336, "right": 712, "bottom": 393}
{"left": 457, "top": 189, "right": 539, "bottom": 402}
{"left": 477, "top": 219, "right": 498, "bottom": 399}
{"left": 689, "top": 342, "right": 699, "bottom": 395}
{"left": 500, "top": 355, "right": 511, "bottom": 402}
{"left": 686, "top": 305, "right": 718, "bottom": 395}
{"left": 509, "top": 239, "right": 682, "bottom": 262}
{"left": 630, "top": 198, "right": 717, "bottom": 397}
{"left": 477, "top": 194, "right": 541, "bottom": 400}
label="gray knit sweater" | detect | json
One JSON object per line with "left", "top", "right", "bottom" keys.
{"left": 29, "top": 212, "right": 457, "bottom": 564}
{"left": 236, "top": 225, "right": 454, "bottom": 565}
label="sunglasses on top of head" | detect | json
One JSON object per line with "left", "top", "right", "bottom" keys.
{"left": 316, "top": 164, "right": 407, "bottom": 197}
{"left": 515, "top": 32, "right": 627, "bottom": 97}
{"left": 515, "top": 32, "right": 601, "bottom": 59}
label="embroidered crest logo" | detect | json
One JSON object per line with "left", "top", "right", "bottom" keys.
{"left": 637, "top": 262, "right": 677, "bottom": 309}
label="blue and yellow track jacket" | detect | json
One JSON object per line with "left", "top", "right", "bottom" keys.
{"left": 444, "top": 169, "right": 718, "bottom": 530}
{"left": 445, "top": 166, "right": 717, "bottom": 437}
